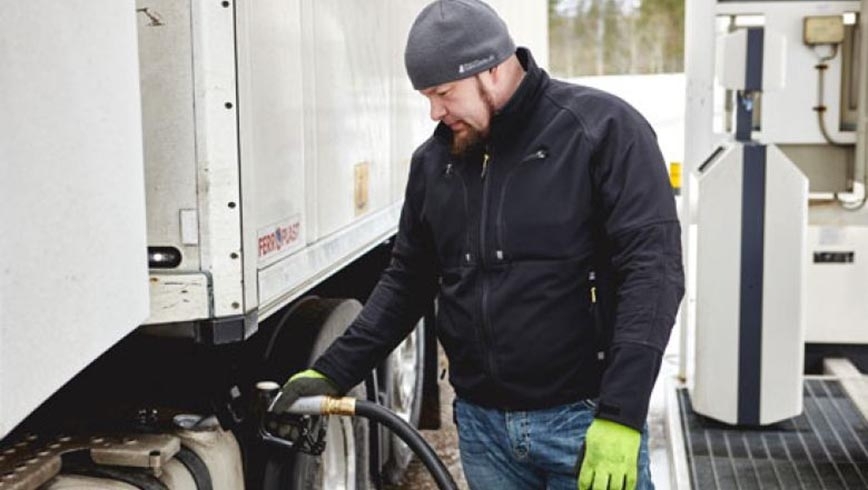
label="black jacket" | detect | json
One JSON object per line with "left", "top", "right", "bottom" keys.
{"left": 313, "top": 48, "right": 684, "bottom": 431}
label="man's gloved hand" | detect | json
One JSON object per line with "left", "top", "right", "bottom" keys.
{"left": 577, "top": 418, "right": 641, "bottom": 490}
{"left": 271, "top": 369, "right": 340, "bottom": 413}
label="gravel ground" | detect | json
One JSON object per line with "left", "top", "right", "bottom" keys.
{"left": 385, "top": 349, "right": 469, "bottom": 490}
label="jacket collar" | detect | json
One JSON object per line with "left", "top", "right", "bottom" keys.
{"left": 433, "top": 47, "right": 548, "bottom": 146}
{"left": 490, "top": 48, "right": 547, "bottom": 133}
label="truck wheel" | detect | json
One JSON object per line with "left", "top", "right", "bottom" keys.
{"left": 261, "top": 298, "right": 371, "bottom": 490}
{"left": 382, "top": 320, "right": 425, "bottom": 484}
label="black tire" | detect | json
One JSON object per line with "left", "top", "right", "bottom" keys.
{"left": 382, "top": 320, "right": 426, "bottom": 484}
{"left": 261, "top": 298, "right": 371, "bottom": 490}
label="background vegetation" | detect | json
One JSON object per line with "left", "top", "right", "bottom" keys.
{"left": 548, "top": 0, "right": 685, "bottom": 77}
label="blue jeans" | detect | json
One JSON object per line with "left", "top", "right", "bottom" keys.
{"left": 454, "top": 398, "right": 654, "bottom": 490}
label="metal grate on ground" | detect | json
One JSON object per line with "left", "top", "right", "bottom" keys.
{"left": 678, "top": 380, "right": 868, "bottom": 490}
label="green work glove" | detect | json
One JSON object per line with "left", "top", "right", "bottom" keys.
{"left": 577, "top": 418, "right": 641, "bottom": 490}
{"left": 271, "top": 369, "right": 340, "bottom": 414}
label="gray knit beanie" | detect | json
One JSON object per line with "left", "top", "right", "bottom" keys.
{"left": 404, "top": 0, "right": 516, "bottom": 90}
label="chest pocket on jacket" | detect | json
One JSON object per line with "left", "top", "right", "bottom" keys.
{"left": 425, "top": 165, "right": 471, "bottom": 267}
{"left": 496, "top": 149, "right": 591, "bottom": 260}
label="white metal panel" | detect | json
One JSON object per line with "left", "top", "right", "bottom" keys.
{"left": 805, "top": 225, "right": 868, "bottom": 343}
{"left": 191, "top": 0, "right": 245, "bottom": 317}
{"left": 694, "top": 145, "right": 808, "bottom": 425}
{"left": 235, "top": 0, "right": 306, "bottom": 312}
{"left": 137, "top": 0, "right": 201, "bottom": 270}
{"left": 717, "top": 29, "right": 749, "bottom": 90}
{"left": 0, "top": 0, "right": 149, "bottom": 439}
{"left": 390, "top": 1, "right": 436, "bottom": 203}
{"left": 692, "top": 146, "right": 743, "bottom": 424}
{"left": 763, "top": 32, "right": 787, "bottom": 92}
{"left": 180, "top": 210, "right": 199, "bottom": 245}
{"left": 759, "top": 145, "right": 807, "bottom": 424}
{"left": 717, "top": 2, "right": 859, "bottom": 145}
{"left": 757, "top": 2, "right": 856, "bottom": 144}
{"left": 145, "top": 273, "right": 210, "bottom": 324}
{"left": 259, "top": 203, "right": 402, "bottom": 319}
{"left": 304, "top": 0, "right": 395, "bottom": 241}
{"left": 680, "top": 0, "right": 719, "bottom": 383}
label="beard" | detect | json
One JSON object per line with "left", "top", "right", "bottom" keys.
{"left": 450, "top": 124, "right": 483, "bottom": 156}
{"left": 450, "top": 76, "right": 497, "bottom": 156}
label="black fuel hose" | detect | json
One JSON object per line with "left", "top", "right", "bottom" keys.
{"left": 354, "top": 399, "right": 458, "bottom": 490}
{"left": 262, "top": 390, "right": 458, "bottom": 490}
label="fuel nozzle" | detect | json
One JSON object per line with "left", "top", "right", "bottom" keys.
{"left": 254, "top": 381, "right": 328, "bottom": 455}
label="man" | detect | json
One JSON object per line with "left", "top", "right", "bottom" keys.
{"left": 274, "top": 1, "right": 684, "bottom": 488}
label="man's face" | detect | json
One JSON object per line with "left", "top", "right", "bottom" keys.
{"left": 421, "top": 74, "right": 497, "bottom": 155}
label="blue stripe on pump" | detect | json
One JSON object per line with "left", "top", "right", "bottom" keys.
{"left": 745, "top": 28, "right": 764, "bottom": 91}
{"left": 736, "top": 28, "right": 764, "bottom": 141}
{"left": 738, "top": 144, "right": 766, "bottom": 426}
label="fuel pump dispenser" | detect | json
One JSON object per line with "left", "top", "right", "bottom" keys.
{"left": 692, "top": 24, "right": 809, "bottom": 426}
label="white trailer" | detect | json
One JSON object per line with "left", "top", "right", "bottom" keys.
{"left": 0, "top": 1, "right": 548, "bottom": 488}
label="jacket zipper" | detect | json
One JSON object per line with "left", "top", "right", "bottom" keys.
{"left": 590, "top": 271, "right": 598, "bottom": 304}
{"left": 521, "top": 149, "right": 548, "bottom": 163}
{"left": 479, "top": 150, "right": 497, "bottom": 379}
{"left": 495, "top": 148, "right": 549, "bottom": 256}
{"left": 589, "top": 270, "right": 606, "bottom": 362}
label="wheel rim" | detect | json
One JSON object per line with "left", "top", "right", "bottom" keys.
{"left": 321, "top": 416, "right": 357, "bottom": 490}
{"left": 390, "top": 325, "right": 420, "bottom": 422}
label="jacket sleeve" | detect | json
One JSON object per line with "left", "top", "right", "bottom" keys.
{"left": 588, "top": 102, "right": 685, "bottom": 431}
{"left": 312, "top": 152, "right": 439, "bottom": 392}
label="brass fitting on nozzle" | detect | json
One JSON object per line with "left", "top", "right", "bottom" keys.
{"left": 322, "top": 396, "right": 356, "bottom": 416}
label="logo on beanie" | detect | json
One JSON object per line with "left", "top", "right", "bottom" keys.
{"left": 458, "top": 54, "right": 495, "bottom": 74}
